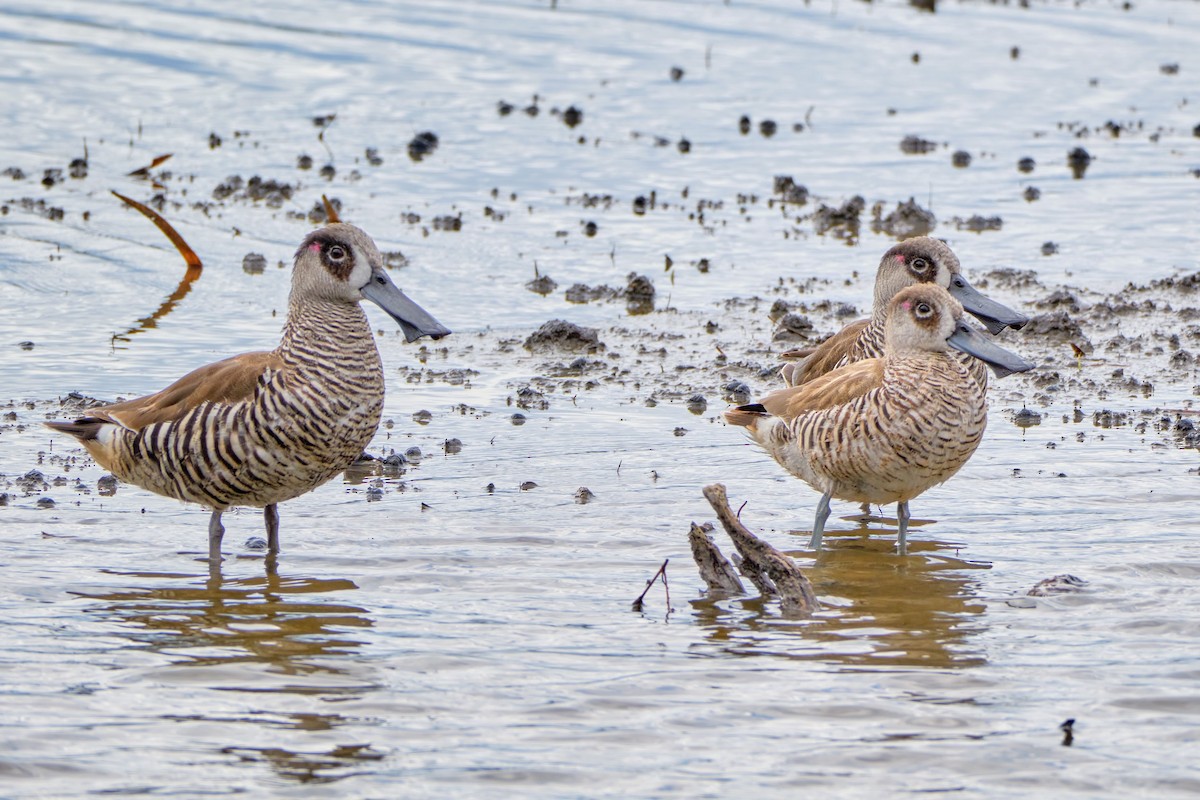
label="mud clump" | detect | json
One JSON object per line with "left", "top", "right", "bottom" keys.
{"left": 432, "top": 214, "right": 462, "bottom": 232}
{"left": 899, "top": 135, "right": 938, "bottom": 154}
{"left": 526, "top": 273, "right": 558, "bottom": 295}
{"left": 773, "top": 312, "right": 815, "bottom": 341}
{"left": 524, "top": 320, "right": 605, "bottom": 353}
{"left": 872, "top": 197, "right": 935, "bottom": 238}
{"left": 241, "top": 253, "right": 267, "bottom": 275}
{"left": 561, "top": 106, "right": 583, "bottom": 128}
{"left": 212, "top": 175, "right": 296, "bottom": 208}
{"left": 812, "top": 196, "right": 865, "bottom": 238}
{"left": 408, "top": 131, "right": 439, "bottom": 162}
{"left": 1035, "top": 289, "right": 1082, "bottom": 312}
{"left": 15, "top": 470, "right": 49, "bottom": 495}
{"left": 953, "top": 215, "right": 1003, "bottom": 233}
{"left": 564, "top": 283, "right": 620, "bottom": 304}
{"left": 1067, "top": 147, "right": 1092, "bottom": 179}
{"left": 514, "top": 386, "right": 549, "bottom": 411}
{"left": 1018, "top": 157, "right": 1036, "bottom": 173}
{"left": 977, "top": 268, "right": 1042, "bottom": 291}
{"left": 625, "top": 273, "right": 655, "bottom": 315}
{"left": 1020, "top": 311, "right": 1089, "bottom": 346}
{"left": 772, "top": 176, "right": 808, "bottom": 205}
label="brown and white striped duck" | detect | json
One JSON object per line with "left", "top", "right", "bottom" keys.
{"left": 46, "top": 223, "right": 450, "bottom": 562}
{"left": 779, "top": 237, "right": 1028, "bottom": 388}
{"left": 727, "top": 284, "right": 1034, "bottom": 554}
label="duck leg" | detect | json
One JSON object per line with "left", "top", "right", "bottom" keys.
{"left": 264, "top": 503, "right": 280, "bottom": 555}
{"left": 208, "top": 510, "right": 225, "bottom": 563}
{"left": 808, "top": 491, "right": 833, "bottom": 550}
{"left": 895, "top": 501, "right": 912, "bottom": 555}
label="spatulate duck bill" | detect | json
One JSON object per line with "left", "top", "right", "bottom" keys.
{"left": 361, "top": 270, "right": 451, "bottom": 343}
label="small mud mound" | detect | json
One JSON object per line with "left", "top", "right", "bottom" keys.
{"left": 408, "top": 131, "right": 439, "bottom": 162}
{"left": 212, "top": 175, "right": 296, "bottom": 207}
{"left": 872, "top": 197, "right": 935, "bottom": 238}
{"left": 524, "top": 319, "right": 606, "bottom": 353}
{"left": 1019, "top": 311, "right": 1089, "bottom": 346}
{"left": 899, "top": 135, "right": 938, "bottom": 154}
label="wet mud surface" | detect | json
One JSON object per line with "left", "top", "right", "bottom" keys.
{"left": 2, "top": 0, "right": 1200, "bottom": 797}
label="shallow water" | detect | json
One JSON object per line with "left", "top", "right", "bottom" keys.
{"left": 2, "top": 0, "right": 1200, "bottom": 796}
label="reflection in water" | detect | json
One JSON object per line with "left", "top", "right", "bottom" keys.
{"left": 110, "top": 261, "right": 202, "bottom": 345}
{"left": 221, "top": 742, "right": 386, "bottom": 785}
{"left": 692, "top": 522, "right": 989, "bottom": 668}
{"left": 109, "top": 190, "right": 204, "bottom": 346}
{"left": 73, "top": 566, "right": 379, "bottom": 784}
{"left": 73, "top": 565, "right": 372, "bottom": 675}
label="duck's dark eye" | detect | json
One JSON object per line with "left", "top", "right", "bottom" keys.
{"left": 910, "top": 257, "right": 930, "bottom": 274}
{"left": 327, "top": 244, "right": 347, "bottom": 262}
{"left": 915, "top": 302, "right": 933, "bottom": 317}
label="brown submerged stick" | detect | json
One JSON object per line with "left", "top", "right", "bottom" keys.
{"left": 110, "top": 191, "right": 204, "bottom": 343}
{"left": 632, "top": 559, "right": 670, "bottom": 611}
{"left": 701, "top": 483, "right": 818, "bottom": 616}
{"left": 688, "top": 522, "right": 745, "bottom": 594}
{"left": 111, "top": 190, "right": 202, "bottom": 270}
{"left": 321, "top": 194, "right": 341, "bottom": 223}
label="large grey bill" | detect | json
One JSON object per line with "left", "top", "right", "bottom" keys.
{"left": 948, "top": 274, "right": 1030, "bottom": 335}
{"left": 947, "top": 321, "right": 1035, "bottom": 379}
{"left": 361, "top": 270, "right": 451, "bottom": 343}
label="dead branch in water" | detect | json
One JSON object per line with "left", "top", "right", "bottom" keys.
{"left": 111, "top": 191, "right": 202, "bottom": 270}
{"left": 321, "top": 194, "right": 341, "bottom": 223}
{"left": 700, "top": 483, "right": 818, "bottom": 616}
{"left": 632, "top": 558, "right": 670, "bottom": 612}
{"left": 687, "top": 522, "right": 745, "bottom": 594}
{"left": 110, "top": 191, "right": 204, "bottom": 344}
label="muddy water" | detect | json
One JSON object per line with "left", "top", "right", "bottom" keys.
{"left": 2, "top": 0, "right": 1200, "bottom": 796}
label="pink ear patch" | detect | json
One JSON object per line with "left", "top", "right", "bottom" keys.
{"left": 900, "top": 300, "right": 912, "bottom": 311}
{"left": 309, "top": 243, "right": 322, "bottom": 252}
{"left": 895, "top": 254, "right": 906, "bottom": 263}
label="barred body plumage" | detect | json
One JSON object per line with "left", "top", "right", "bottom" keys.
{"left": 46, "top": 223, "right": 450, "bottom": 562}
{"left": 109, "top": 301, "right": 384, "bottom": 510}
{"left": 728, "top": 283, "right": 1034, "bottom": 553}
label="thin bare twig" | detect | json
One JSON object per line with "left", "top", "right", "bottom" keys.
{"left": 632, "top": 558, "right": 670, "bottom": 611}
{"left": 321, "top": 194, "right": 342, "bottom": 223}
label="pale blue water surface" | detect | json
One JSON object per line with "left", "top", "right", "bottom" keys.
{"left": 1, "top": 1, "right": 1199, "bottom": 797}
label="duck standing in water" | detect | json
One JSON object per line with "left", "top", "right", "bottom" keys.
{"left": 727, "top": 284, "right": 1034, "bottom": 554}
{"left": 46, "top": 223, "right": 450, "bottom": 562}
{"left": 779, "top": 237, "right": 1029, "bottom": 388}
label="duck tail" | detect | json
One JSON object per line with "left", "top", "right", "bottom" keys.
{"left": 723, "top": 403, "right": 769, "bottom": 429}
{"left": 45, "top": 418, "right": 105, "bottom": 442}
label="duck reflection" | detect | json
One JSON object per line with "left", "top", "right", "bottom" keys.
{"left": 72, "top": 564, "right": 372, "bottom": 675}
{"left": 221, "top": 742, "right": 386, "bottom": 785}
{"left": 691, "top": 522, "right": 989, "bottom": 668}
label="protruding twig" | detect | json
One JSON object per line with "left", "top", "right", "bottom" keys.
{"left": 110, "top": 191, "right": 204, "bottom": 343}
{"left": 688, "top": 522, "right": 745, "bottom": 594}
{"left": 321, "top": 194, "right": 341, "bottom": 223}
{"left": 126, "top": 153, "right": 173, "bottom": 179}
{"left": 1060, "top": 718, "right": 1075, "bottom": 747}
{"left": 701, "top": 483, "right": 818, "bottom": 616}
{"left": 632, "top": 558, "right": 670, "bottom": 611}
{"left": 112, "top": 191, "right": 202, "bottom": 270}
